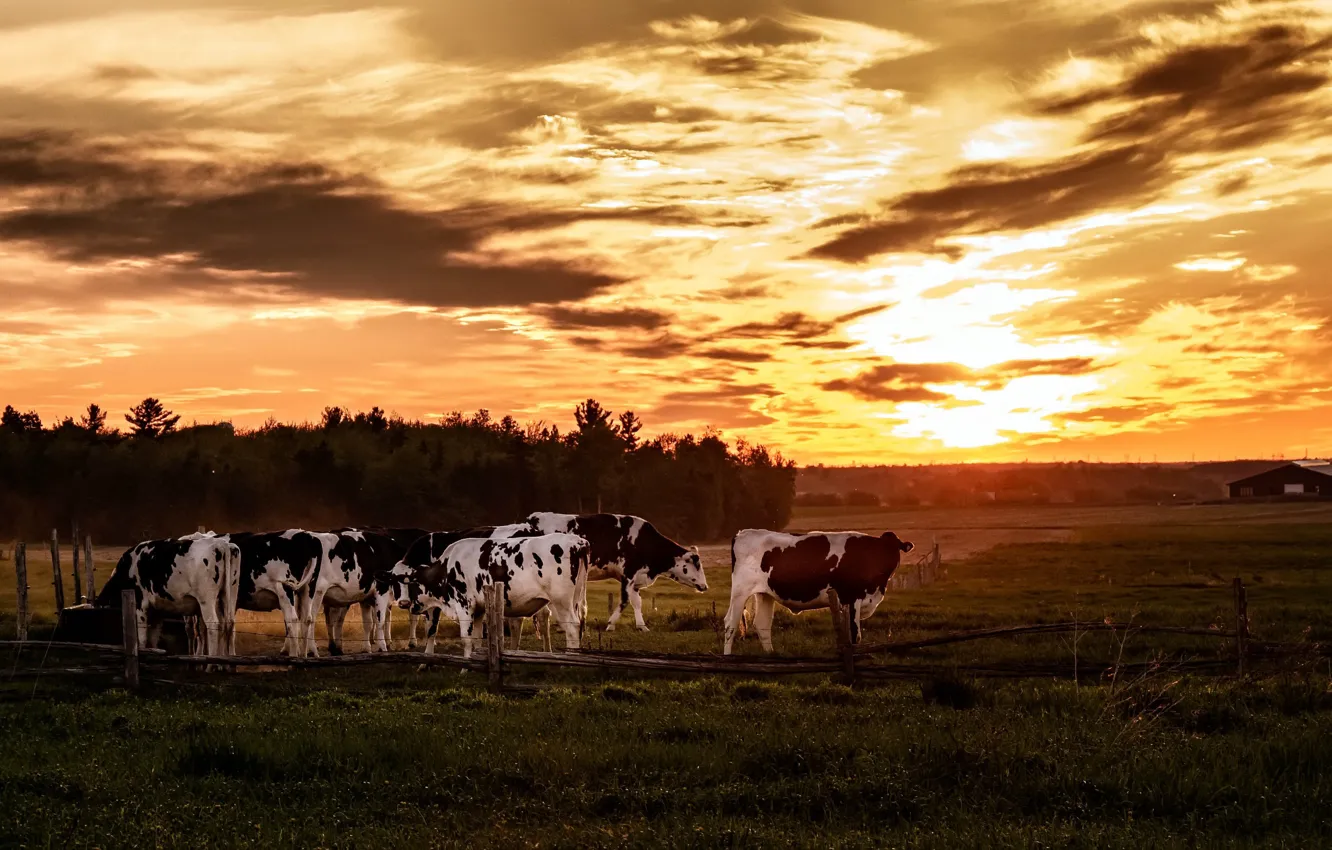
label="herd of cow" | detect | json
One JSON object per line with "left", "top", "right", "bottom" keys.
{"left": 93, "top": 511, "right": 916, "bottom": 660}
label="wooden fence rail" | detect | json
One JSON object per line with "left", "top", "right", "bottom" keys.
{"left": 5, "top": 575, "right": 1312, "bottom": 691}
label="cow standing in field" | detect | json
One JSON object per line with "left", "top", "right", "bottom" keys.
{"left": 392, "top": 533, "right": 590, "bottom": 658}
{"left": 226, "top": 530, "right": 325, "bottom": 656}
{"left": 96, "top": 534, "right": 241, "bottom": 657}
{"left": 723, "top": 529, "right": 914, "bottom": 655}
{"left": 374, "top": 527, "right": 499, "bottom": 650}
{"left": 507, "top": 513, "right": 707, "bottom": 631}
{"left": 303, "top": 527, "right": 427, "bottom": 655}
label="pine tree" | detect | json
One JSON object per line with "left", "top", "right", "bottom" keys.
{"left": 125, "top": 398, "right": 180, "bottom": 438}
{"left": 80, "top": 403, "right": 108, "bottom": 434}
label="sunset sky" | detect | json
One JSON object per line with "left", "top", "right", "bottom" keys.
{"left": 2, "top": 0, "right": 1330, "bottom": 463}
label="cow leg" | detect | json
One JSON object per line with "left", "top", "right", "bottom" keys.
{"left": 723, "top": 591, "right": 750, "bottom": 656}
{"left": 407, "top": 611, "right": 420, "bottom": 649}
{"left": 196, "top": 599, "right": 222, "bottom": 659}
{"left": 850, "top": 601, "right": 863, "bottom": 645}
{"left": 537, "top": 608, "right": 554, "bottom": 652}
{"left": 424, "top": 608, "right": 443, "bottom": 655}
{"left": 301, "top": 588, "right": 327, "bottom": 657}
{"left": 359, "top": 601, "right": 378, "bottom": 653}
{"left": 507, "top": 617, "right": 524, "bottom": 650}
{"left": 277, "top": 588, "right": 303, "bottom": 657}
{"left": 627, "top": 583, "right": 650, "bottom": 632}
{"left": 605, "top": 580, "right": 630, "bottom": 631}
{"left": 751, "top": 594, "right": 776, "bottom": 653}
{"left": 324, "top": 603, "right": 350, "bottom": 656}
{"left": 457, "top": 612, "right": 476, "bottom": 659}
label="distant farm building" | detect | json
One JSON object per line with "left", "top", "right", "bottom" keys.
{"left": 1227, "top": 460, "right": 1332, "bottom": 499}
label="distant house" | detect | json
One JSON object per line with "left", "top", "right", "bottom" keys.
{"left": 1227, "top": 460, "right": 1332, "bottom": 498}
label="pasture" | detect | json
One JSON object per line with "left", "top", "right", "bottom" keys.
{"left": 3, "top": 502, "right": 1332, "bottom": 847}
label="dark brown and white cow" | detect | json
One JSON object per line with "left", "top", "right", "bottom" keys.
{"left": 96, "top": 533, "right": 240, "bottom": 657}
{"left": 508, "top": 513, "right": 706, "bottom": 631}
{"left": 723, "top": 529, "right": 914, "bottom": 654}
{"left": 393, "top": 533, "right": 590, "bottom": 658}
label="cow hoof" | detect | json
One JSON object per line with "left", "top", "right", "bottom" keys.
{"left": 407, "top": 641, "right": 417, "bottom": 650}
{"left": 605, "top": 623, "right": 617, "bottom": 632}
{"left": 636, "top": 624, "right": 650, "bottom": 633}
{"left": 328, "top": 645, "right": 343, "bottom": 657}
{"left": 415, "top": 663, "right": 427, "bottom": 673}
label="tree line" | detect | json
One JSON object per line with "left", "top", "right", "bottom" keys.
{"left": 0, "top": 398, "right": 796, "bottom": 543}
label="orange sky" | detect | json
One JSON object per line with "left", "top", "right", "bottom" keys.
{"left": 2, "top": 0, "right": 1331, "bottom": 463}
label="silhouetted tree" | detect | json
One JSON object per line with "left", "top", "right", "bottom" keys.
{"left": 79, "top": 403, "right": 108, "bottom": 434}
{"left": 618, "top": 410, "right": 643, "bottom": 452}
{"left": 125, "top": 397, "right": 180, "bottom": 438}
{"left": 320, "top": 406, "right": 347, "bottom": 429}
{"left": 1, "top": 405, "right": 41, "bottom": 433}
{"left": 573, "top": 398, "right": 622, "bottom": 512}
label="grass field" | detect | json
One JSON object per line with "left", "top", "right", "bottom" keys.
{"left": 3, "top": 504, "right": 1332, "bottom": 847}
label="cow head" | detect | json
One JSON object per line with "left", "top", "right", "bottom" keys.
{"left": 880, "top": 531, "right": 914, "bottom": 554}
{"left": 380, "top": 560, "right": 418, "bottom": 609}
{"left": 667, "top": 545, "right": 708, "bottom": 592}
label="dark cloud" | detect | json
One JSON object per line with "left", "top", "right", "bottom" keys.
{"left": 822, "top": 358, "right": 1101, "bottom": 402}
{"left": 1041, "top": 23, "right": 1332, "bottom": 154}
{"left": 814, "top": 16, "right": 1332, "bottom": 263}
{"left": 713, "top": 16, "right": 819, "bottom": 48}
{"left": 619, "top": 334, "right": 694, "bottom": 359}
{"left": 0, "top": 134, "right": 718, "bottom": 308}
{"left": 535, "top": 305, "right": 669, "bottom": 330}
{"left": 810, "top": 144, "right": 1171, "bottom": 260}
{"left": 721, "top": 303, "right": 888, "bottom": 348}
{"left": 697, "top": 347, "right": 773, "bottom": 362}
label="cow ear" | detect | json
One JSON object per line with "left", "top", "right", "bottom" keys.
{"left": 900, "top": 541, "right": 915, "bottom": 553}
{"left": 689, "top": 545, "right": 699, "bottom": 555}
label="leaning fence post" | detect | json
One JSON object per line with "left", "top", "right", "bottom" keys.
{"left": 83, "top": 535, "right": 95, "bottom": 601}
{"left": 1233, "top": 578, "right": 1248, "bottom": 676}
{"left": 827, "top": 589, "right": 856, "bottom": 684}
{"left": 71, "top": 522, "right": 83, "bottom": 604}
{"left": 486, "top": 582, "right": 505, "bottom": 693}
{"left": 14, "top": 542, "right": 28, "bottom": 642}
{"left": 120, "top": 589, "right": 140, "bottom": 692}
{"left": 49, "top": 529, "right": 65, "bottom": 613}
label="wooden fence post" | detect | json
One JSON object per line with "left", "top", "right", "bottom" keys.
{"left": 83, "top": 535, "right": 95, "bottom": 601}
{"left": 50, "top": 529, "right": 65, "bottom": 613}
{"left": 486, "top": 583, "right": 505, "bottom": 693}
{"left": 120, "top": 589, "right": 140, "bottom": 692}
{"left": 14, "top": 542, "right": 28, "bottom": 642}
{"left": 827, "top": 589, "right": 856, "bottom": 684}
{"left": 1233, "top": 578, "right": 1248, "bottom": 676}
{"left": 71, "top": 521, "right": 83, "bottom": 604}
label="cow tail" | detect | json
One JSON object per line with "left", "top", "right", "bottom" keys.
{"left": 732, "top": 537, "right": 751, "bottom": 638}
{"left": 573, "top": 543, "right": 590, "bottom": 637}
{"left": 289, "top": 542, "right": 322, "bottom": 593}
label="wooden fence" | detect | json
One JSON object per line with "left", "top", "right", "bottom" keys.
{"left": 6, "top": 568, "right": 1324, "bottom": 695}
{"left": 8, "top": 528, "right": 98, "bottom": 639}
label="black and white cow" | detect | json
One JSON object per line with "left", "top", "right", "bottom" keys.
{"left": 96, "top": 534, "right": 240, "bottom": 657}
{"left": 226, "top": 530, "right": 325, "bottom": 656}
{"left": 723, "top": 529, "right": 914, "bottom": 655}
{"left": 305, "top": 527, "right": 426, "bottom": 655}
{"left": 394, "top": 533, "right": 590, "bottom": 658}
{"left": 375, "top": 527, "right": 498, "bottom": 650}
{"left": 504, "top": 513, "right": 706, "bottom": 631}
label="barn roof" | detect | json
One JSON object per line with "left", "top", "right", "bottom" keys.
{"left": 1227, "top": 461, "right": 1332, "bottom": 486}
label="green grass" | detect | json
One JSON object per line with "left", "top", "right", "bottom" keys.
{"left": 3, "top": 677, "right": 1332, "bottom": 848}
